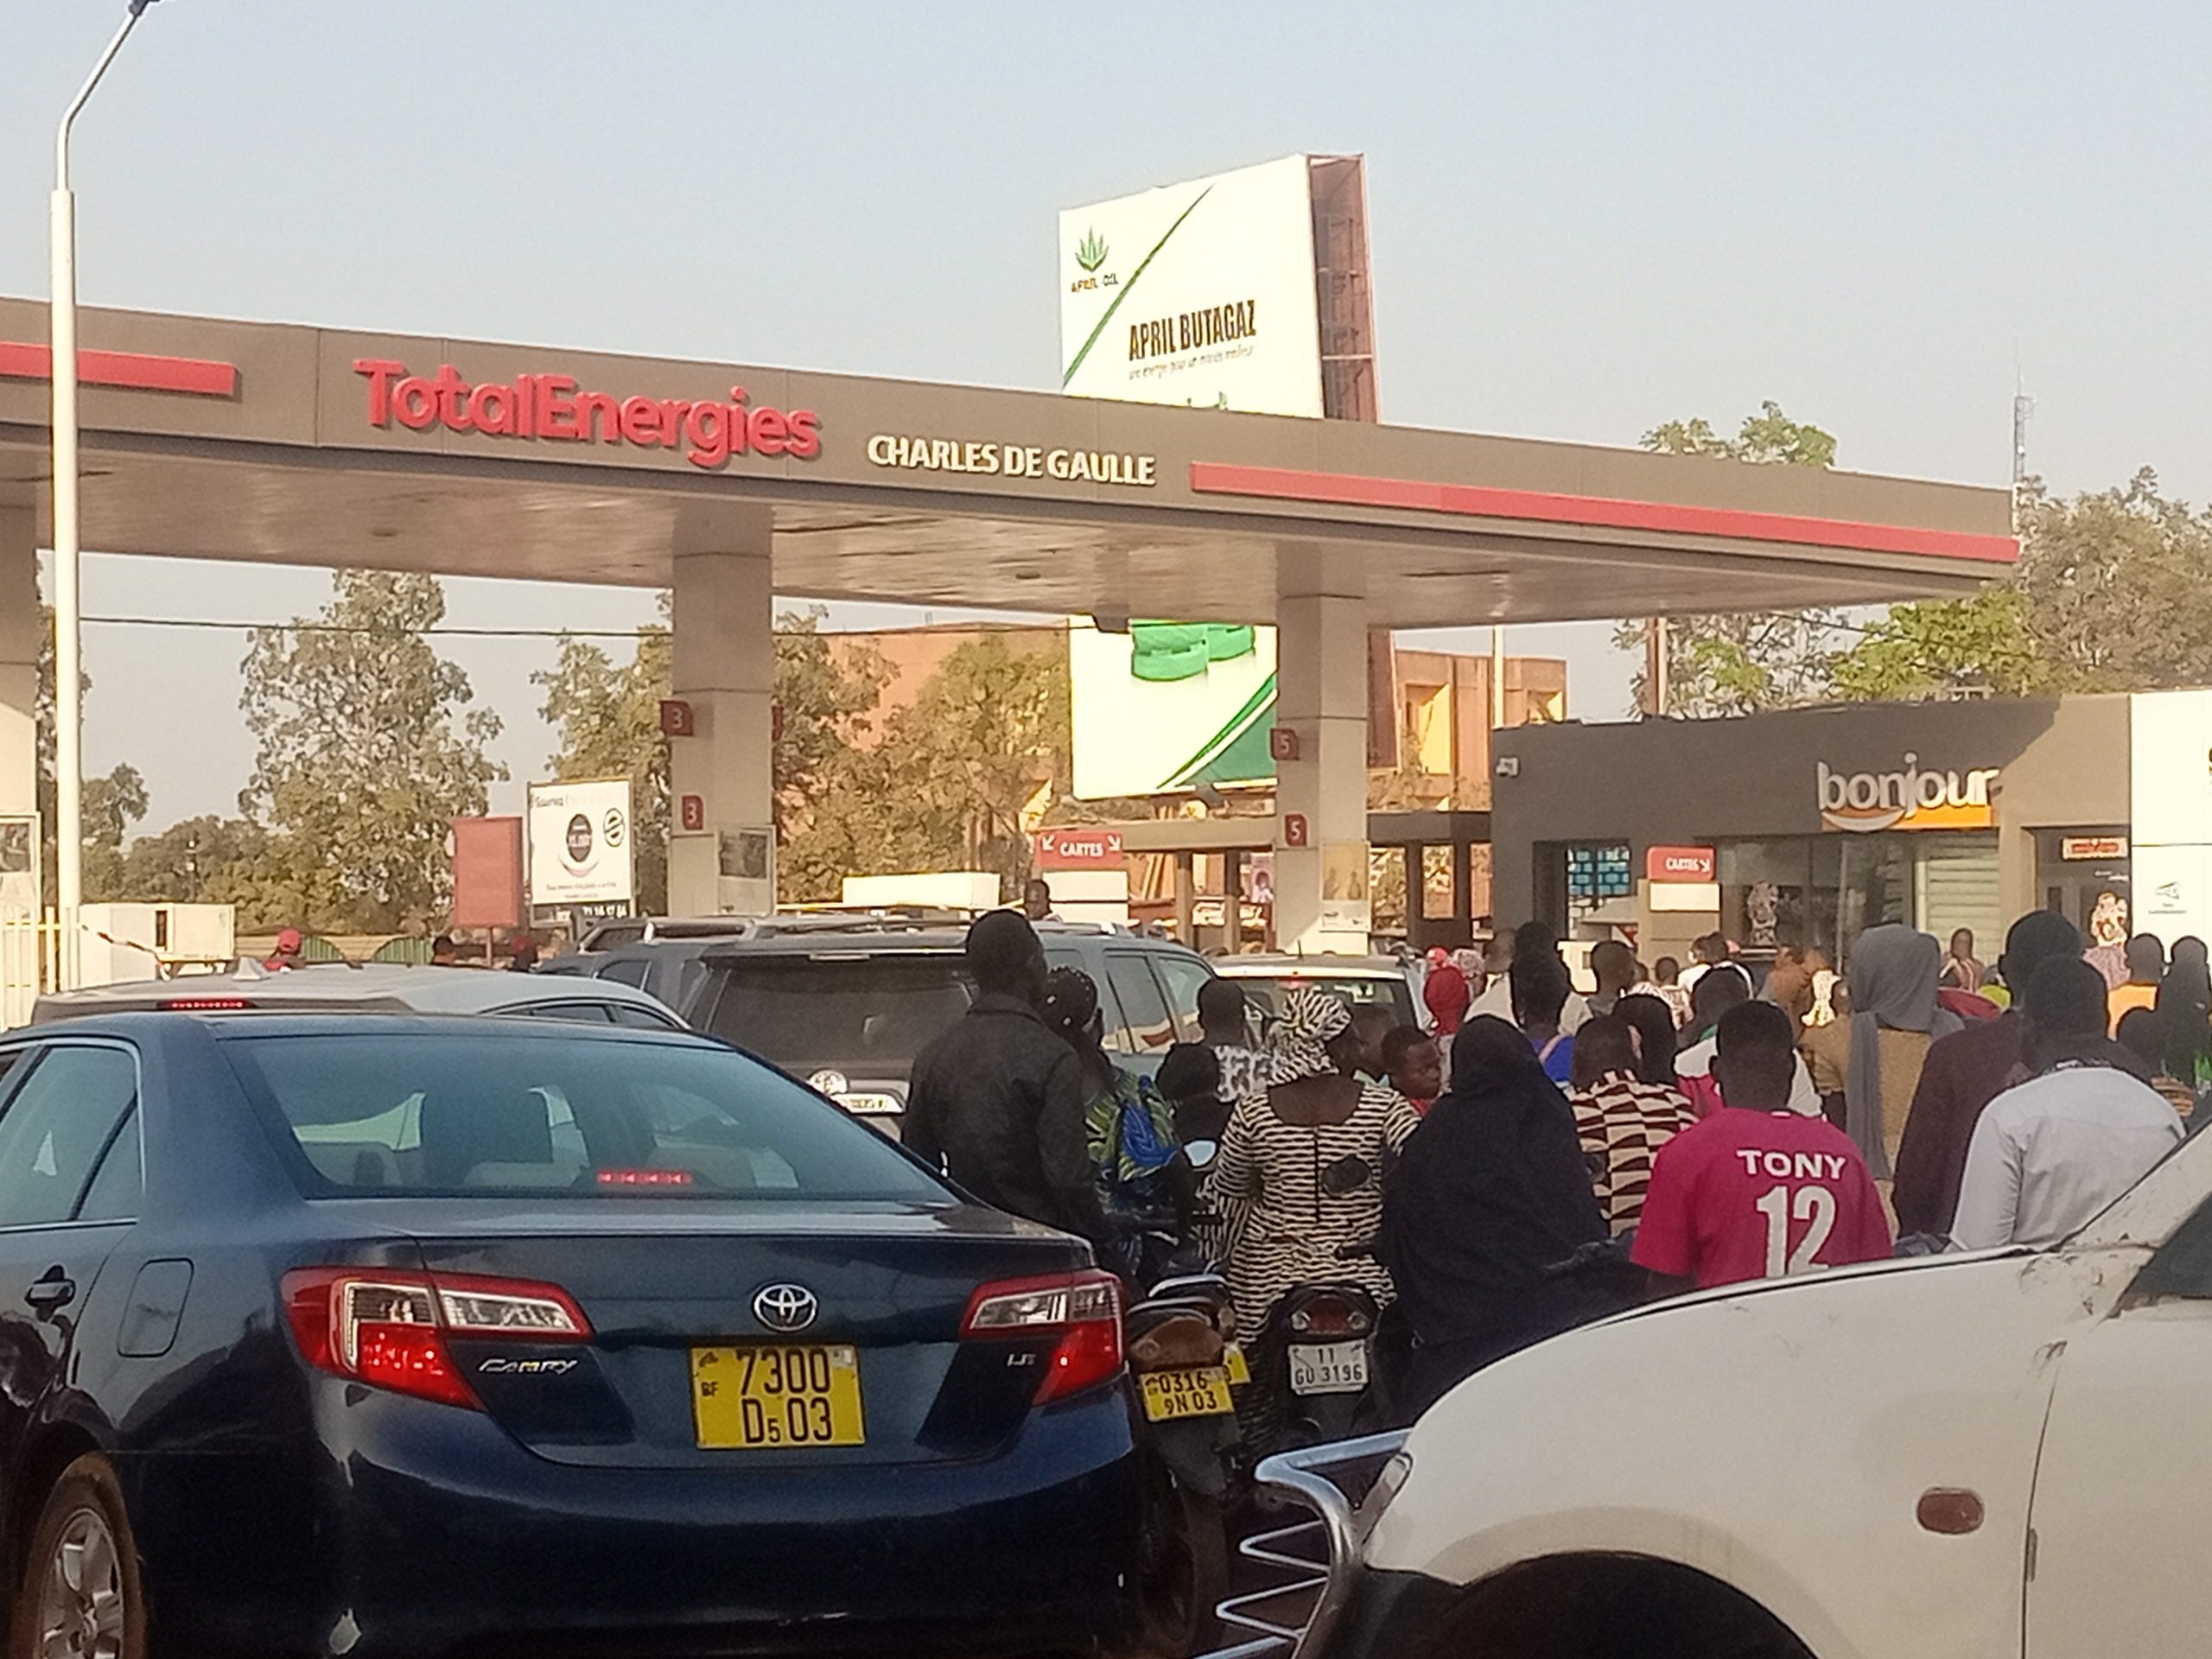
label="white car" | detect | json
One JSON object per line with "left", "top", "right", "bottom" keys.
{"left": 1226, "top": 1128, "right": 2212, "bottom": 1659}
{"left": 31, "top": 961, "right": 684, "bottom": 1028}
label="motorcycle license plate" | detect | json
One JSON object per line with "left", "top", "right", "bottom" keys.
{"left": 1224, "top": 1343, "right": 1252, "bottom": 1386}
{"left": 1288, "top": 1341, "right": 1370, "bottom": 1395}
{"left": 1139, "top": 1365, "right": 1236, "bottom": 1421}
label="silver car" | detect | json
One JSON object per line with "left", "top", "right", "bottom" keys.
{"left": 31, "top": 961, "right": 684, "bottom": 1028}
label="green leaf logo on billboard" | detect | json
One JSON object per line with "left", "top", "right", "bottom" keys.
{"left": 1128, "top": 622, "right": 1256, "bottom": 682}
{"left": 1075, "top": 228, "right": 1109, "bottom": 273}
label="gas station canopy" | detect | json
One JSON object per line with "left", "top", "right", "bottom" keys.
{"left": 0, "top": 297, "right": 2014, "bottom": 626}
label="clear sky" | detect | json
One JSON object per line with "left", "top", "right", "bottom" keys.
{"left": 8, "top": 2, "right": 2209, "bottom": 826}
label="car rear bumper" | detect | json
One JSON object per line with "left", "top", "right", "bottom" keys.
{"left": 132, "top": 1387, "right": 1141, "bottom": 1658}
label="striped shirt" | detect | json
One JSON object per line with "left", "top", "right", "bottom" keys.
{"left": 1570, "top": 1070, "right": 1696, "bottom": 1233}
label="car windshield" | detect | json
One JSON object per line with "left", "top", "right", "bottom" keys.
{"left": 702, "top": 957, "right": 971, "bottom": 1072}
{"left": 223, "top": 1031, "right": 950, "bottom": 1202}
{"left": 1236, "top": 974, "right": 1415, "bottom": 1027}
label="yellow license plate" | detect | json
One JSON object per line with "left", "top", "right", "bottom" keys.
{"left": 1139, "top": 1365, "right": 1235, "bottom": 1421}
{"left": 690, "top": 1345, "right": 865, "bottom": 1449}
{"left": 1224, "top": 1343, "right": 1251, "bottom": 1386}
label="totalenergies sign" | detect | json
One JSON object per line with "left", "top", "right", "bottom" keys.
{"left": 1817, "top": 755, "right": 1999, "bottom": 833}
{"left": 353, "top": 360, "right": 820, "bottom": 470}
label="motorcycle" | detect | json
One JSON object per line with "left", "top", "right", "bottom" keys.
{"left": 1249, "top": 1233, "right": 1414, "bottom": 1451}
{"left": 1122, "top": 1149, "right": 1244, "bottom": 1656}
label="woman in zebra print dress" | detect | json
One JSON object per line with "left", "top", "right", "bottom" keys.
{"left": 1209, "top": 988, "right": 1421, "bottom": 1345}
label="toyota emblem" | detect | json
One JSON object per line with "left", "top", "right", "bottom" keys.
{"left": 753, "top": 1283, "right": 818, "bottom": 1333}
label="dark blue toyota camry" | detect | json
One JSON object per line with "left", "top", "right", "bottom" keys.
{"left": 0, "top": 1013, "right": 1139, "bottom": 1657}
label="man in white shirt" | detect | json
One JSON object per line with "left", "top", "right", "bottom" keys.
{"left": 1952, "top": 957, "right": 2183, "bottom": 1251}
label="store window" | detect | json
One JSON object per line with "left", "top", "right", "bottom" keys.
{"left": 1564, "top": 842, "right": 1632, "bottom": 937}
{"left": 1714, "top": 833, "right": 1999, "bottom": 970}
{"left": 2036, "top": 830, "right": 2133, "bottom": 949}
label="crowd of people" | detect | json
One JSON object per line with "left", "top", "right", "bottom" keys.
{"left": 901, "top": 902, "right": 2203, "bottom": 1419}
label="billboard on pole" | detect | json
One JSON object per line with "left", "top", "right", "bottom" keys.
{"left": 527, "top": 781, "right": 634, "bottom": 907}
{"left": 1070, "top": 619, "right": 1277, "bottom": 799}
{"left": 1060, "top": 155, "right": 1330, "bottom": 417}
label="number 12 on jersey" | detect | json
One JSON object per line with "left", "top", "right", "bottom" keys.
{"left": 1755, "top": 1184, "right": 1839, "bottom": 1276}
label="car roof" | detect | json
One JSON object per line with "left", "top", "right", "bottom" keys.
{"left": 6, "top": 1010, "right": 715, "bottom": 1046}
{"left": 691, "top": 923, "right": 1194, "bottom": 960}
{"left": 29, "top": 963, "right": 680, "bottom": 1023}
{"left": 1213, "top": 955, "right": 1410, "bottom": 976}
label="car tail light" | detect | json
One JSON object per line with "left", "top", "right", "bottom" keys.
{"left": 1288, "top": 1294, "right": 1372, "bottom": 1339}
{"left": 157, "top": 996, "right": 254, "bottom": 1011}
{"left": 594, "top": 1168, "right": 694, "bottom": 1186}
{"left": 962, "top": 1270, "right": 1123, "bottom": 1404}
{"left": 282, "top": 1268, "right": 591, "bottom": 1410}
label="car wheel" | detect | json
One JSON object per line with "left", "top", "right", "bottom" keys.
{"left": 10, "top": 1455, "right": 145, "bottom": 1659}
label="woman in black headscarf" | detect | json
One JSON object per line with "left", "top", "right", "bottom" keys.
{"left": 2158, "top": 937, "right": 2212, "bottom": 1090}
{"left": 1382, "top": 1016, "right": 1614, "bottom": 1414}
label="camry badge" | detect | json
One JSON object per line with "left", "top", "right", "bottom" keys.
{"left": 753, "top": 1283, "right": 819, "bottom": 1332}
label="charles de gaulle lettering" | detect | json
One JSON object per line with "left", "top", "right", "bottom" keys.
{"left": 1128, "top": 299, "right": 1257, "bottom": 363}
{"left": 865, "top": 434, "right": 1156, "bottom": 488}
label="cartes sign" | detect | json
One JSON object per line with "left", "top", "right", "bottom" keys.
{"left": 1645, "top": 845, "right": 1716, "bottom": 882}
{"left": 1033, "top": 828, "right": 1126, "bottom": 870}
{"left": 2061, "top": 836, "right": 2129, "bottom": 861}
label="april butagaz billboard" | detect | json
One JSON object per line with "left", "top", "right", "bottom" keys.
{"left": 527, "top": 781, "right": 634, "bottom": 907}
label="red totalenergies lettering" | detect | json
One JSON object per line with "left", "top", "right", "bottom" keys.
{"left": 353, "top": 360, "right": 821, "bottom": 469}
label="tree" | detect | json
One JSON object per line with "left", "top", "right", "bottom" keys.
{"left": 79, "top": 765, "right": 148, "bottom": 901}
{"left": 779, "top": 635, "right": 1067, "bottom": 903}
{"left": 31, "top": 601, "right": 147, "bottom": 903}
{"left": 237, "top": 572, "right": 505, "bottom": 931}
{"left": 1829, "top": 470, "right": 2212, "bottom": 700}
{"left": 118, "top": 815, "right": 268, "bottom": 904}
{"left": 1617, "top": 403, "right": 1842, "bottom": 716}
{"left": 537, "top": 601, "right": 674, "bottom": 914}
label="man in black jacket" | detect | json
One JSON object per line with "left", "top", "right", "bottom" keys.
{"left": 905, "top": 911, "right": 1109, "bottom": 1245}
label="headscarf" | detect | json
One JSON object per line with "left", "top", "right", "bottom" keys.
{"left": 1613, "top": 993, "right": 1680, "bottom": 1088}
{"left": 2158, "top": 937, "right": 2212, "bottom": 1085}
{"left": 1845, "top": 925, "right": 1961, "bottom": 1178}
{"left": 1267, "top": 986, "right": 1351, "bottom": 1085}
{"left": 1380, "top": 1017, "right": 1607, "bottom": 1349}
{"left": 1423, "top": 961, "right": 1471, "bottom": 1034}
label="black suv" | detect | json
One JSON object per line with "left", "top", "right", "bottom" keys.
{"left": 544, "top": 919, "right": 1215, "bottom": 1134}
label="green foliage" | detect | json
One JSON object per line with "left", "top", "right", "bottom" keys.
{"left": 118, "top": 815, "right": 268, "bottom": 904}
{"left": 1618, "top": 404, "right": 1842, "bottom": 716}
{"left": 79, "top": 765, "right": 148, "bottom": 902}
{"left": 1827, "top": 588, "right": 2042, "bottom": 701}
{"left": 235, "top": 572, "right": 505, "bottom": 931}
{"left": 779, "top": 633, "right": 1067, "bottom": 903}
{"left": 1829, "top": 470, "right": 2212, "bottom": 702}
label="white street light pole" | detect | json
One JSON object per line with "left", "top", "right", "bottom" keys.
{"left": 51, "top": 0, "right": 156, "bottom": 990}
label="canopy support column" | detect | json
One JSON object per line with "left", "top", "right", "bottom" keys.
{"left": 668, "top": 505, "right": 776, "bottom": 917}
{"left": 1274, "top": 545, "right": 1370, "bottom": 954}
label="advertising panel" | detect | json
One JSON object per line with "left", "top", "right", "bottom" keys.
{"left": 1059, "top": 155, "right": 1326, "bottom": 416}
{"left": 527, "top": 780, "right": 634, "bottom": 907}
{"left": 1070, "top": 619, "right": 1277, "bottom": 799}
{"left": 2130, "top": 690, "right": 2212, "bottom": 943}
